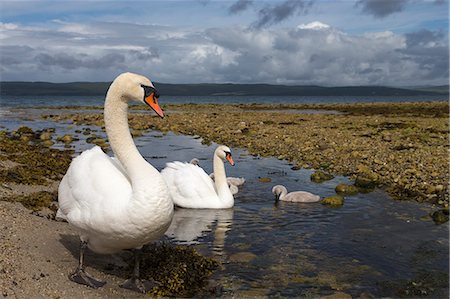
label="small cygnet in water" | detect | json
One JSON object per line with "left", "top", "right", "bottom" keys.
{"left": 209, "top": 172, "right": 245, "bottom": 195}
{"left": 272, "top": 185, "right": 320, "bottom": 203}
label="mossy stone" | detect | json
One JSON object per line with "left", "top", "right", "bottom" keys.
{"left": 355, "top": 173, "right": 379, "bottom": 188}
{"left": 335, "top": 183, "right": 359, "bottom": 195}
{"left": 258, "top": 177, "right": 272, "bottom": 183}
{"left": 321, "top": 195, "right": 345, "bottom": 207}
{"left": 39, "top": 132, "right": 52, "bottom": 141}
{"left": 16, "top": 126, "right": 34, "bottom": 135}
{"left": 41, "top": 140, "right": 55, "bottom": 147}
{"left": 58, "top": 134, "right": 73, "bottom": 144}
{"left": 311, "top": 171, "right": 334, "bottom": 183}
{"left": 431, "top": 209, "right": 449, "bottom": 224}
{"left": 140, "top": 243, "right": 220, "bottom": 297}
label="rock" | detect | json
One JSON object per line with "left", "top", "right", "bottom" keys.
{"left": 229, "top": 252, "right": 257, "bottom": 263}
{"left": 311, "top": 171, "right": 334, "bottom": 183}
{"left": 258, "top": 177, "right": 272, "bottom": 183}
{"left": 39, "top": 132, "right": 52, "bottom": 141}
{"left": 31, "top": 207, "right": 56, "bottom": 220}
{"left": 321, "top": 195, "right": 344, "bottom": 207}
{"left": 335, "top": 183, "right": 359, "bottom": 195}
{"left": 58, "top": 134, "right": 73, "bottom": 144}
{"left": 20, "top": 135, "right": 31, "bottom": 142}
{"left": 41, "top": 140, "right": 54, "bottom": 147}
{"left": 355, "top": 173, "right": 379, "bottom": 189}
{"left": 91, "top": 138, "right": 106, "bottom": 146}
{"left": 431, "top": 209, "right": 449, "bottom": 224}
{"left": 16, "top": 126, "right": 34, "bottom": 135}
{"left": 238, "top": 121, "right": 247, "bottom": 130}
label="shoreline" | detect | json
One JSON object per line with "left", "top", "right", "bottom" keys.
{"left": 40, "top": 101, "right": 449, "bottom": 208}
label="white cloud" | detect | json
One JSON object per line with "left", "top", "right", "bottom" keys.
{"left": 0, "top": 20, "right": 447, "bottom": 86}
{"left": 298, "top": 21, "right": 330, "bottom": 30}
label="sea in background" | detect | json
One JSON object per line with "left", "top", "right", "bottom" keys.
{"left": 0, "top": 94, "right": 447, "bottom": 108}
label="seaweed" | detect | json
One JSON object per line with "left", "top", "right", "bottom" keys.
{"left": 140, "top": 243, "right": 220, "bottom": 297}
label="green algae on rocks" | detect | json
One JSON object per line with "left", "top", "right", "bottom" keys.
{"left": 4, "top": 191, "right": 57, "bottom": 212}
{"left": 311, "top": 171, "right": 334, "bottom": 183}
{"left": 140, "top": 243, "right": 220, "bottom": 297}
{"left": 0, "top": 129, "right": 72, "bottom": 186}
{"left": 335, "top": 183, "right": 359, "bottom": 195}
{"left": 321, "top": 195, "right": 345, "bottom": 207}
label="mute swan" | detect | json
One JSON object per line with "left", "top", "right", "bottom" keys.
{"left": 57, "top": 72, "right": 173, "bottom": 293}
{"left": 161, "top": 145, "right": 235, "bottom": 209}
{"left": 272, "top": 185, "right": 320, "bottom": 203}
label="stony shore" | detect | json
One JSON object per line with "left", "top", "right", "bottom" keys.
{"left": 43, "top": 101, "right": 449, "bottom": 208}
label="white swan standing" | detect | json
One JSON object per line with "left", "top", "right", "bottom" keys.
{"left": 272, "top": 185, "right": 321, "bottom": 203}
{"left": 161, "top": 145, "right": 235, "bottom": 209}
{"left": 57, "top": 72, "right": 173, "bottom": 292}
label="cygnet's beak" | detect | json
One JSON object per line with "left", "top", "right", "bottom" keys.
{"left": 144, "top": 93, "right": 164, "bottom": 118}
{"left": 226, "top": 153, "right": 235, "bottom": 166}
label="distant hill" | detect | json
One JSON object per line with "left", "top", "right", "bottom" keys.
{"left": 406, "top": 85, "right": 449, "bottom": 95}
{"left": 0, "top": 81, "right": 447, "bottom": 97}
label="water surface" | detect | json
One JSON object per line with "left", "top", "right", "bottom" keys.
{"left": 1, "top": 94, "right": 446, "bottom": 108}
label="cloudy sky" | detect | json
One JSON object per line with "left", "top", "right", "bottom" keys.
{"left": 0, "top": 0, "right": 448, "bottom": 86}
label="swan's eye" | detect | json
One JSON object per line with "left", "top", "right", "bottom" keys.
{"left": 141, "top": 84, "right": 157, "bottom": 99}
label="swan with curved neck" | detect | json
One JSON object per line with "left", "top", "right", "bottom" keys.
{"left": 57, "top": 72, "right": 173, "bottom": 292}
{"left": 161, "top": 145, "right": 235, "bottom": 209}
{"left": 272, "top": 185, "right": 321, "bottom": 203}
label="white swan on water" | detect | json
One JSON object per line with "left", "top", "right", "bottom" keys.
{"left": 57, "top": 72, "right": 173, "bottom": 292}
{"left": 272, "top": 185, "right": 321, "bottom": 203}
{"left": 161, "top": 145, "right": 235, "bottom": 209}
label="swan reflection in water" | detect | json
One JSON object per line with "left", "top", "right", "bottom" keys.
{"left": 165, "top": 208, "right": 234, "bottom": 256}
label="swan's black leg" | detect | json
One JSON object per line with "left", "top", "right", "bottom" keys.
{"left": 69, "top": 241, "right": 106, "bottom": 288}
{"left": 120, "top": 248, "right": 159, "bottom": 293}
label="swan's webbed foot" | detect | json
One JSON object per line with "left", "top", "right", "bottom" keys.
{"left": 69, "top": 268, "right": 106, "bottom": 289}
{"left": 120, "top": 277, "right": 159, "bottom": 293}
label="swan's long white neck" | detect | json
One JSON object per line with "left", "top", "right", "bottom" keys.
{"left": 213, "top": 153, "right": 233, "bottom": 204}
{"left": 278, "top": 186, "right": 288, "bottom": 200}
{"left": 104, "top": 83, "right": 159, "bottom": 187}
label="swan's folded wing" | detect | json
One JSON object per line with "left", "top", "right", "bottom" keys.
{"left": 58, "top": 146, "right": 132, "bottom": 227}
{"left": 162, "top": 162, "right": 216, "bottom": 203}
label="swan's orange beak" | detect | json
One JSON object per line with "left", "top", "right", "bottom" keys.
{"left": 144, "top": 93, "right": 164, "bottom": 118}
{"left": 226, "top": 153, "right": 235, "bottom": 166}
